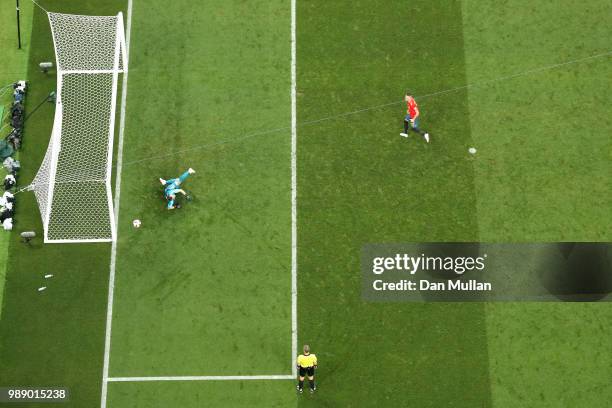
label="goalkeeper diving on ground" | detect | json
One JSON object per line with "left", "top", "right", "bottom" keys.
{"left": 400, "top": 90, "right": 430, "bottom": 143}
{"left": 159, "top": 168, "right": 196, "bottom": 210}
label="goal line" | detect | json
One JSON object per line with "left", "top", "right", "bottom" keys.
{"left": 107, "top": 375, "right": 294, "bottom": 382}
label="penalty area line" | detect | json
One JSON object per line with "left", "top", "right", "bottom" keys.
{"left": 107, "top": 375, "right": 295, "bottom": 382}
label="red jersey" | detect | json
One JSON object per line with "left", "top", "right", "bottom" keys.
{"left": 406, "top": 97, "right": 419, "bottom": 117}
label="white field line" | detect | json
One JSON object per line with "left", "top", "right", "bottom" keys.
{"left": 107, "top": 375, "right": 294, "bottom": 382}
{"left": 290, "top": 0, "right": 298, "bottom": 379}
{"left": 100, "top": 0, "right": 132, "bottom": 407}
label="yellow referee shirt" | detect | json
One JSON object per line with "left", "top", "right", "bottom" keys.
{"left": 297, "top": 354, "right": 317, "bottom": 368}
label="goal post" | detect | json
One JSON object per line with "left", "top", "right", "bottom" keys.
{"left": 29, "top": 11, "right": 127, "bottom": 243}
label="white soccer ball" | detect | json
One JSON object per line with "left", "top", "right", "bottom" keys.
{"left": 132, "top": 219, "right": 142, "bottom": 228}
{"left": 468, "top": 147, "right": 477, "bottom": 154}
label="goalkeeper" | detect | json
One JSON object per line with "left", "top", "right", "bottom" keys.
{"left": 159, "top": 168, "right": 196, "bottom": 210}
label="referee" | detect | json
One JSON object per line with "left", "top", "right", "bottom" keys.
{"left": 296, "top": 344, "right": 317, "bottom": 393}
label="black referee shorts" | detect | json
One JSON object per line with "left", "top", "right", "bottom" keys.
{"left": 299, "top": 366, "right": 315, "bottom": 377}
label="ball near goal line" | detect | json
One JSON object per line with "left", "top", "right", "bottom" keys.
{"left": 132, "top": 219, "right": 142, "bottom": 228}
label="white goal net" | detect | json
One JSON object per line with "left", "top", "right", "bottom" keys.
{"left": 29, "top": 12, "right": 127, "bottom": 243}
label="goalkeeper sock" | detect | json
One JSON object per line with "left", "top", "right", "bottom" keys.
{"left": 309, "top": 380, "right": 315, "bottom": 390}
{"left": 298, "top": 380, "right": 304, "bottom": 390}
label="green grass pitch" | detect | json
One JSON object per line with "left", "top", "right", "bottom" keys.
{"left": 0, "top": 0, "right": 610, "bottom": 407}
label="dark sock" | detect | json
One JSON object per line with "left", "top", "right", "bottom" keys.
{"left": 403, "top": 120, "right": 409, "bottom": 134}
{"left": 298, "top": 380, "right": 304, "bottom": 390}
{"left": 309, "top": 380, "right": 315, "bottom": 389}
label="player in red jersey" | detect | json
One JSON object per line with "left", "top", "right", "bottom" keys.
{"left": 400, "top": 91, "right": 430, "bottom": 143}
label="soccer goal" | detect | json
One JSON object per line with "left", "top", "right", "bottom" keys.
{"left": 28, "top": 12, "right": 127, "bottom": 243}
